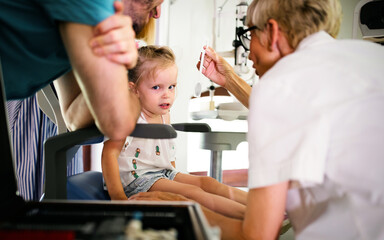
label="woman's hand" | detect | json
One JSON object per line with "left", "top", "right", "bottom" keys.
{"left": 197, "top": 46, "right": 235, "bottom": 88}
{"left": 89, "top": 1, "right": 138, "bottom": 69}
{"left": 198, "top": 46, "right": 251, "bottom": 108}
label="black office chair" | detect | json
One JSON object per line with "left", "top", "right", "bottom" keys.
{"left": 44, "top": 123, "right": 181, "bottom": 200}
{"left": 38, "top": 82, "right": 211, "bottom": 200}
{"left": 43, "top": 123, "right": 210, "bottom": 200}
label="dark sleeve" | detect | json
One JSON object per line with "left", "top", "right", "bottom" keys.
{"left": 37, "top": 0, "right": 115, "bottom": 26}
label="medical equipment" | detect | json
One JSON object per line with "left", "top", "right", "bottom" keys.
{"left": 194, "top": 41, "right": 210, "bottom": 98}
{"left": 194, "top": 43, "right": 206, "bottom": 98}
{"left": 208, "top": 85, "right": 215, "bottom": 111}
{"left": 195, "top": 41, "right": 217, "bottom": 111}
{"left": 232, "top": 1, "right": 251, "bottom": 75}
{"left": 353, "top": 0, "right": 384, "bottom": 44}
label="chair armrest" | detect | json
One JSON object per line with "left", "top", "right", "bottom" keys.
{"left": 44, "top": 124, "right": 177, "bottom": 200}
{"left": 132, "top": 124, "right": 177, "bottom": 138}
{"left": 172, "top": 123, "right": 211, "bottom": 132}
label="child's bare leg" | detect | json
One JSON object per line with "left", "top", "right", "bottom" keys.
{"left": 149, "top": 178, "right": 245, "bottom": 219}
{"left": 174, "top": 173, "right": 247, "bottom": 205}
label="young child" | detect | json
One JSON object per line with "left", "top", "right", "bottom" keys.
{"left": 102, "top": 45, "right": 247, "bottom": 219}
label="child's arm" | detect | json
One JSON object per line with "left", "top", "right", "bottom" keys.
{"left": 101, "top": 139, "right": 128, "bottom": 200}
{"left": 166, "top": 113, "right": 176, "bottom": 169}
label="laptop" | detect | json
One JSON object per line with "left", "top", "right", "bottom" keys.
{"left": 0, "top": 63, "right": 217, "bottom": 240}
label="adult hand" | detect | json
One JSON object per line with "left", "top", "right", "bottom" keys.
{"left": 198, "top": 46, "right": 251, "bottom": 108}
{"left": 89, "top": 1, "right": 138, "bottom": 69}
{"left": 197, "top": 46, "right": 235, "bottom": 88}
{"left": 128, "top": 191, "right": 192, "bottom": 202}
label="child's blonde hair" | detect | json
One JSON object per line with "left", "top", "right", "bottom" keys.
{"left": 128, "top": 45, "right": 176, "bottom": 85}
{"left": 246, "top": 0, "right": 342, "bottom": 48}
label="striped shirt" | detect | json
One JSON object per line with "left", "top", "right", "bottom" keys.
{"left": 6, "top": 95, "right": 82, "bottom": 201}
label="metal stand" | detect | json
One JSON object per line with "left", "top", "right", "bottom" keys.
{"left": 200, "top": 132, "right": 246, "bottom": 182}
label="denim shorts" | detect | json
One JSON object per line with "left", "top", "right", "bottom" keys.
{"left": 123, "top": 169, "right": 178, "bottom": 198}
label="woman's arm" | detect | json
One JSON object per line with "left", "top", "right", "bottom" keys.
{"left": 200, "top": 182, "right": 289, "bottom": 239}
{"left": 101, "top": 139, "right": 128, "bottom": 200}
{"left": 201, "top": 47, "right": 252, "bottom": 108}
{"left": 242, "top": 182, "right": 289, "bottom": 239}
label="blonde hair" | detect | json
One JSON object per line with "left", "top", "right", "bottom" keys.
{"left": 128, "top": 46, "right": 176, "bottom": 85}
{"left": 136, "top": 18, "right": 156, "bottom": 44}
{"left": 246, "top": 0, "right": 342, "bottom": 48}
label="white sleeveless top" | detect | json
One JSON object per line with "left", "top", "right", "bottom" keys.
{"left": 117, "top": 113, "right": 177, "bottom": 187}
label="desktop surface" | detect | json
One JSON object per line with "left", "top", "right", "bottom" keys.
{"left": 0, "top": 200, "right": 215, "bottom": 240}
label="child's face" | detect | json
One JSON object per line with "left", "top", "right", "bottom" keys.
{"left": 136, "top": 64, "right": 178, "bottom": 117}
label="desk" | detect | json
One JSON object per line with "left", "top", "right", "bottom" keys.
{"left": 186, "top": 95, "right": 249, "bottom": 183}
{"left": 199, "top": 132, "right": 247, "bottom": 182}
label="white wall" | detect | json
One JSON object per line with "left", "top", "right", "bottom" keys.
{"left": 339, "top": 0, "right": 364, "bottom": 39}
{"left": 157, "top": 0, "right": 253, "bottom": 174}
{"left": 155, "top": 0, "right": 366, "bottom": 175}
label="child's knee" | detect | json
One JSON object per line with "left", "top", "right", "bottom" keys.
{"left": 201, "top": 175, "right": 218, "bottom": 184}
{"left": 199, "top": 176, "right": 220, "bottom": 191}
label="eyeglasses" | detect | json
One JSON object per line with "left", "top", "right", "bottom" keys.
{"left": 236, "top": 26, "right": 259, "bottom": 51}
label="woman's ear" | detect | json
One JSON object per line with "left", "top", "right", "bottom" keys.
{"left": 266, "top": 19, "right": 280, "bottom": 51}
{"left": 266, "top": 19, "right": 294, "bottom": 57}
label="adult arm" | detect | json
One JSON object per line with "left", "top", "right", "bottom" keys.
{"left": 89, "top": 1, "right": 138, "bottom": 68}
{"left": 102, "top": 139, "right": 128, "bottom": 200}
{"left": 242, "top": 182, "right": 289, "bottom": 239}
{"left": 130, "top": 182, "right": 288, "bottom": 239}
{"left": 55, "top": 22, "right": 140, "bottom": 140}
{"left": 203, "top": 181, "right": 289, "bottom": 240}
{"left": 200, "top": 47, "right": 252, "bottom": 108}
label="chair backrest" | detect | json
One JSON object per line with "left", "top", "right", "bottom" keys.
{"left": 36, "top": 84, "right": 67, "bottom": 134}
{"left": 34, "top": 83, "right": 106, "bottom": 199}
{"left": 44, "top": 125, "right": 105, "bottom": 199}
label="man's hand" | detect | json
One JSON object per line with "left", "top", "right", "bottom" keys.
{"left": 89, "top": 1, "right": 138, "bottom": 69}
{"left": 128, "top": 191, "right": 192, "bottom": 202}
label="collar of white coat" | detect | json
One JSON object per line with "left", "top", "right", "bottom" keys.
{"left": 296, "top": 31, "right": 335, "bottom": 52}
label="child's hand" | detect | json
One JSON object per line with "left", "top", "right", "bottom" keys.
{"left": 89, "top": 1, "right": 138, "bottom": 69}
